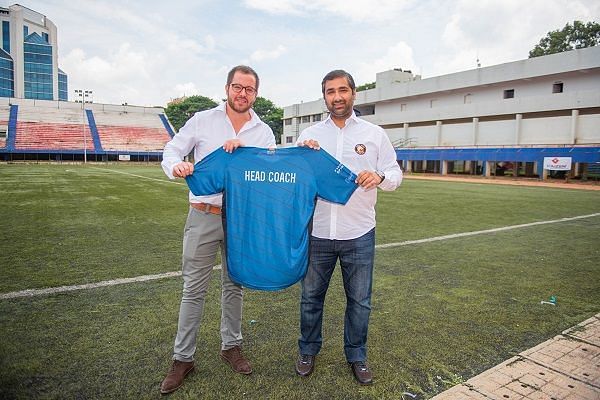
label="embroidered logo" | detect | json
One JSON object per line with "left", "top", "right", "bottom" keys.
{"left": 354, "top": 144, "right": 366, "bottom": 155}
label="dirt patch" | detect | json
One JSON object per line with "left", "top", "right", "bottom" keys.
{"left": 404, "top": 173, "right": 600, "bottom": 191}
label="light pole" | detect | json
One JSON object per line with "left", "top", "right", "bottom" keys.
{"left": 74, "top": 89, "right": 93, "bottom": 163}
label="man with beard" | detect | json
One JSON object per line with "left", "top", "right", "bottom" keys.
{"left": 160, "top": 65, "right": 275, "bottom": 394}
{"left": 295, "top": 70, "right": 402, "bottom": 385}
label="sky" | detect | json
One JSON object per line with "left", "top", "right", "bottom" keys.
{"left": 15, "top": 0, "right": 600, "bottom": 108}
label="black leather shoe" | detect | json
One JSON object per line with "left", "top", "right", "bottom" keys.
{"left": 295, "top": 354, "right": 315, "bottom": 376}
{"left": 349, "top": 361, "right": 373, "bottom": 385}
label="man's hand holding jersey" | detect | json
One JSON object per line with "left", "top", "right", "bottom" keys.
{"left": 299, "top": 139, "right": 383, "bottom": 190}
{"left": 299, "top": 139, "right": 320, "bottom": 150}
{"left": 356, "top": 171, "right": 384, "bottom": 190}
{"left": 172, "top": 161, "right": 194, "bottom": 178}
{"left": 223, "top": 138, "right": 243, "bottom": 153}
{"left": 172, "top": 139, "right": 245, "bottom": 178}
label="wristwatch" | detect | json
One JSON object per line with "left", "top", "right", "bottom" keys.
{"left": 375, "top": 170, "right": 385, "bottom": 182}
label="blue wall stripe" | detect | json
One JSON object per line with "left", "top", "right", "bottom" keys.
{"left": 85, "top": 109, "right": 103, "bottom": 151}
{"left": 396, "top": 147, "right": 600, "bottom": 164}
{"left": 159, "top": 114, "right": 175, "bottom": 137}
{"left": 6, "top": 104, "right": 17, "bottom": 150}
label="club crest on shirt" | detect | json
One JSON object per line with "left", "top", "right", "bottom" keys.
{"left": 354, "top": 144, "right": 366, "bottom": 155}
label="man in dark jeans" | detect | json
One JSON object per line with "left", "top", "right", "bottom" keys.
{"left": 295, "top": 70, "right": 402, "bottom": 385}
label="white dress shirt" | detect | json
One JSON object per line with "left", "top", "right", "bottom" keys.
{"left": 161, "top": 102, "right": 276, "bottom": 206}
{"left": 297, "top": 113, "right": 402, "bottom": 240}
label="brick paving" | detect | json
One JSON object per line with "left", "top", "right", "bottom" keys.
{"left": 431, "top": 313, "right": 600, "bottom": 400}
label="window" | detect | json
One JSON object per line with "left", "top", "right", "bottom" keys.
{"left": 354, "top": 105, "right": 374, "bottom": 116}
{"left": 312, "top": 114, "right": 322, "bottom": 122}
{"left": 286, "top": 136, "right": 294, "bottom": 144}
{"left": 503, "top": 89, "right": 514, "bottom": 99}
{"left": 23, "top": 40, "right": 53, "bottom": 100}
{"left": 284, "top": 118, "right": 292, "bottom": 125}
{"left": 2, "top": 21, "right": 9, "bottom": 53}
{"left": 0, "top": 128, "right": 6, "bottom": 138}
{"left": 301, "top": 115, "right": 311, "bottom": 123}
{"left": 42, "top": 32, "right": 49, "bottom": 43}
{"left": 464, "top": 94, "right": 472, "bottom": 104}
{"left": 400, "top": 103, "right": 407, "bottom": 111}
{"left": 552, "top": 82, "right": 563, "bottom": 93}
{"left": 429, "top": 99, "right": 438, "bottom": 108}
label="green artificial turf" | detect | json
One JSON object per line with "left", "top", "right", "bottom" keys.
{"left": 1, "top": 164, "right": 599, "bottom": 399}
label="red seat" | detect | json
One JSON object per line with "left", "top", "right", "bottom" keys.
{"left": 14, "top": 122, "right": 94, "bottom": 150}
{"left": 96, "top": 125, "right": 171, "bottom": 152}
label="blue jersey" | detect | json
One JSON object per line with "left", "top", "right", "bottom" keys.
{"left": 185, "top": 146, "right": 358, "bottom": 290}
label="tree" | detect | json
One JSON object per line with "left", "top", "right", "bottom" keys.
{"left": 529, "top": 20, "right": 600, "bottom": 58}
{"left": 165, "top": 95, "right": 218, "bottom": 132}
{"left": 253, "top": 97, "right": 283, "bottom": 144}
{"left": 356, "top": 82, "right": 376, "bottom": 92}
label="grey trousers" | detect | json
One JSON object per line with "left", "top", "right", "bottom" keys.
{"left": 173, "top": 207, "right": 243, "bottom": 362}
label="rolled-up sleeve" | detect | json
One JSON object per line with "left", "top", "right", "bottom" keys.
{"left": 377, "top": 131, "right": 402, "bottom": 191}
{"left": 161, "top": 115, "right": 198, "bottom": 179}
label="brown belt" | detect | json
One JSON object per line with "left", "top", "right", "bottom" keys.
{"left": 190, "top": 202, "right": 222, "bottom": 215}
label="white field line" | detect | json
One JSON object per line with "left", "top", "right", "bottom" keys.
{"left": 0, "top": 266, "right": 222, "bottom": 300}
{"left": 2, "top": 212, "right": 598, "bottom": 300}
{"left": 375, "top": 212, "right": 600, "bottom": 249}
{"left": 87, "top": 166, "right": 185, "bottom": 186}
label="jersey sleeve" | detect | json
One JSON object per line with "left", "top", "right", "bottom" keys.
{"left": 184, "top": 148, "right": 228, "bottom": 196}
{"left": 307, "top": 148, "right": 358, "bottom": 205}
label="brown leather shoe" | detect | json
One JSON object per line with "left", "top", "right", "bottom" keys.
{"left": 295, "top": 354, "right": 315, "bottom": 377}
{"left": 350, "top": 361, "right": 373, "bottom": 385}
{"left": 220, "top": 346, "right": 252, "bottom": 374}
{"left": 160, "top": 360, "right": 195, "bottom": 394}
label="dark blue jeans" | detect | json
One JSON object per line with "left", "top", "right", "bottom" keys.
{"left": 298, "top": 228, "right": 375, "bottom": 362}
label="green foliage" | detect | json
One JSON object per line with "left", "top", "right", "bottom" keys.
{"left": 356, "top": 82, "right": 376, "bottom": 92}
{"left": 165, "top": 95, "right": 218, "bottom": 132}
{"left": 529, "top": 20, "right": 600, "bottom": 58}
{"left": 253, "top": 96, "right": 283, "bottom": 144}
{"left": 164, "top": 95, "right": 283, "bottom": 143}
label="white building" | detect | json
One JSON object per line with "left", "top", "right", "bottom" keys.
{"left": 0, "top": 4, "right": 67, "bottom": 101}
{"left": 283, "top": 46, "right": 600, "bottom": 178}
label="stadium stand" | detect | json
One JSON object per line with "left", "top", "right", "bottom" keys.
{"left": 14, "top": 104, "right": 93, "bottom": 151}
{"left": 0, "top": 98, "right": 174, "bottom": 162}
{"left": 93, "top": 109, "right": 171, "bottom": 152}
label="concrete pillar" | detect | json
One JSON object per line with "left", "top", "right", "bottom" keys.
{"left": 405, "top": 160, "right": 412, "bottom": 172}
{"left": 513, "top": 161, "right": 519, "bottom": 177}
{"left": 537, "top": 161, "right": 548, "bottom": 180}
{"left": 571, "top": 109, "right": 579, "bottom": 144}
{"left": 11, "top": 6, "right": 25, "bottom": 99}
{"left": 441, "top": 160, "right": 448, "bottom": 175}
{"left": 484, "top": 161, "right": 492, "bottom": 177}
{"left": 568, "top": 163, "right": 577, "bottom": 181}
{"left": 404, "top": 123, "right": 410, "bottom": 144}
{"left": 515, "top": 114, "right": 522, "bottom": 145}
{"left": 573, "top": 162, "right": 581, "bottom": 178}
{"left": 436, "top": 121, "right": 442, "bottom": 146}
{"left": 472, "top": 117, "right": 479, "bottom": 145}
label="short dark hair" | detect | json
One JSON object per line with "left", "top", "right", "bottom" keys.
{"left": 321, "top": 69, "right": 356, "bottom": 95}
{"left": 227, "top": 65, "right": 260, "bottom": 90}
